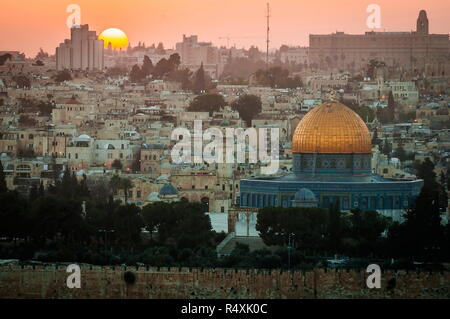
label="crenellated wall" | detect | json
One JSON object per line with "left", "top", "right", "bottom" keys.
{"left": 0, "top": 265, "right": 449, "bottom": 299}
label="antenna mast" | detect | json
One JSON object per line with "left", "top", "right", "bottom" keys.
{"left": 266, "top": 2, "right": 270, "bottom": 70}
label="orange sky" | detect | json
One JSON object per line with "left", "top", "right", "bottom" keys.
{"left": 1, "top": 0, "right": 449, "bottom": 58}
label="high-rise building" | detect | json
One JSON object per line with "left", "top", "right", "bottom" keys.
{"left": 56, "top": 25, "right": 104, "bottom": 71}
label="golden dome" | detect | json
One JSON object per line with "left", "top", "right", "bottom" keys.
{"left": 292, "top": 101, "right": 372, "bottom": 154}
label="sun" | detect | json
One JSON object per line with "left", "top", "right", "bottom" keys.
{"left": 98, "top": 28, "right": 129, "bottom": 50}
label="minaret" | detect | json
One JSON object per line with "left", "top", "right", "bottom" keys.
{"left": 416, "top": 10, "right": 429, "bottom": 35}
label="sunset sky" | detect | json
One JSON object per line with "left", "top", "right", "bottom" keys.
{"left": 1, "top": 0, "right": 450, "bottom": 58}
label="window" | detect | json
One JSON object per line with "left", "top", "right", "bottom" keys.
{"left": 75, "top": 153, "right": 78, "bottom": 159}
{"left": 108, "top": 153, "right": 112, "bottom": 159}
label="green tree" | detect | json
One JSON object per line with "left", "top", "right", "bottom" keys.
{"left": 54, "top": 70, "right": 72, "bottom": 83}
{"left": 141, "top": 55, "right": 154, "bottom": 77}
{"left": 393, "top": 146, "right": 407, "bottom": 162}
{"left": 55, "top": 70, "right": 72, "bottom": 83}
{"left": 388, "top": 187, "right": 445, "bottom": 260}
{"left": 187, "top": 93, "right": 226, "bottom": 116}
{"left": 381, "top": 138, "right": 392, "bottom": 157}
{"left": 167, "top": 68, "right": 193, "bottom": 90}
{"left": 0, "top": 53, "right": 12, "bottom": 66}
{"left": 111, "top": 159, "right": 123, "bottom": 171}
{"left": 257, "top": 206, "right": 329, "bottom": 252}
{"left": 13, "top": 75, "right": 31, "bottom": 88}
{"left": 0, "top": 191, "right": 29, "bottom": 240}
{"left": 0, "top": 160, "right": 7, "bottom": 194}
{"left": 192, "top": 62, "right": 206, "bottom": 93}
{"left": 112, "top": 204, "right": 143, "bottom": 248}
{"left": 141, "top": 201, "right": 214, "bottom": 249}
{"left": 231, "top": 94, "right": 262, "bottom": 126}
{"left": 129, "top": 64, "right": 144, "bottom": 83}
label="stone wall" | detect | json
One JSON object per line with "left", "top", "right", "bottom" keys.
{"left": 0, "top": 265, "right": 449, "bottom": 299}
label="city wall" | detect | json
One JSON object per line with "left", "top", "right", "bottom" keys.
{"left": 0, "top": 265, "right": 449, "bottom": 299}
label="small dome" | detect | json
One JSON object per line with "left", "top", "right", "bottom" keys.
{"left": 159, "top": 183, "right": 178, "bottom": 196}
{"left": 295, "top": 188, "right": 317, "bottom": 202}
{"left": 74, "top": 134, "right": 91, "bottom": 142}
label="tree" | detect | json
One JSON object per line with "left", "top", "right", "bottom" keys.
{"left": 129, "top": 64, "right": 144, "bottom": 83}
{"left": 0, "top": 160, "right": 7, "bottom": 194}
{"left": 13, "top": 75, "right": 31, "bottom": 88}
{"left": 388, "top": 187, "right": 445, "bottom": 260}
{"left": 381, "top": 138, "right": 392, "bottom": 157}
{"left": 231, "top": 94, "right": 262, "bottom": 126}
{"left": 393, "top": 146, "right": 407, "bottom": 162}
{"left": 112, "top": 204, "right": 144, "bottom": 248}
{"left": 141, "top": 55, "right": 154, "bottom": 77}
{"left": 349, "top": 209, "right": 390, "bottom": 254}
{"left": 0, "top": 53, "right": 12, "bottom": 66}
{"left": 187, "top": 93, "right": 226, "bottom": 116}
{"left": 152, "top": 53, "right": 181, "bottom": 79}
{"left": 326, "top": 201, "right": 345, "bottom": 251}
{"left": 33, "top": 60, "right": 44, "bottom": 66}
{"left": 345, "top": 102, "right": 375, "bottom": 123}
{"left": 415, "top": 158, "right": 437, "bottom": 188}
{"left": 167, "top": 68, "right": 193, "bottom": 90}
{"left": 366, "top": 59, "right": 386, "bottom": 79}
{"left": 372, "top": 130, "right": 381, "bottom": 147}
{"left": 192, "top": 63, "right": 206, "bottom": 93}
{"left": 106, "top": 66, "right": 128, "bottom": 78}
{"left": 0, "top": 191, "right": 29, "bottom": 240}
{"left": 111, "top": 159, "right": 123, "bottom": 171}
{"left": 109, "top": 175, "right": 133, "bottom": 203}
{"left": 35, "top": 48, "right": 49, "bottom": 60}
{"left": 257, "top": 206, "right": 329, "bottom": 252}
{"left": 141, "top": 201, "right": 214, "bottom": 249}
{"left": 54, "top": 70, "right": 72, "bottom": 83}
{"left": 254, "top": 66, "right": 302, "bottom": 88}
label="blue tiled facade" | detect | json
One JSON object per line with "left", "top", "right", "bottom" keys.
{"left": 240, "top": 153, "right": 424, "bottom": 212}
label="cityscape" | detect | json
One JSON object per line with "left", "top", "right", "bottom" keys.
{"left": 0, "top": 0, "right": 449, "bottom": 301}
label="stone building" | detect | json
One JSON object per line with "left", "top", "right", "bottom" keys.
{"left": 240, "top": 101, "right": 424, "bottom": 222}
{"left": 309, "top": 10, "right": 449, "bottom": 72}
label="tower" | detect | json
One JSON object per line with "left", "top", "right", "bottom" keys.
{"left": 416, "top": 10, "right": 429, "bottom": 35}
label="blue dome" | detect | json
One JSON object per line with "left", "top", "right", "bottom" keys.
{"left": 295, "top": 188, "right": 317, "bottom": 202}
{"left": 159, "top": 183, "right": 178, "bottom": 196}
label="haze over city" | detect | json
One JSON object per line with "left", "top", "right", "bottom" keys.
{"left": 1, "top": 0, "right": 450, "bottom": 57}
{"left": 0, "top": 0, "right": 450, "bottom": 303}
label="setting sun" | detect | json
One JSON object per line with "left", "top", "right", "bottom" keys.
{"left": 98, "top": 28, "right": 129, "bottom": 50}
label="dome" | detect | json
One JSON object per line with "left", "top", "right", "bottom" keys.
{"left": 294, "top": 188, "right": 317, "bottom": 202}
{"left": 292, "top": 101, "right": 371, "bottom": 154}
{"left": 159, "top": 183, "right": 178, "bottom": 196}
{"left": 74, "top": 134, "right": 91, "bottom": 142}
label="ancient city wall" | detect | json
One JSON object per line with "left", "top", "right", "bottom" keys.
{"left": 0, "top": 265, "right": 449, "bottom": 299}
